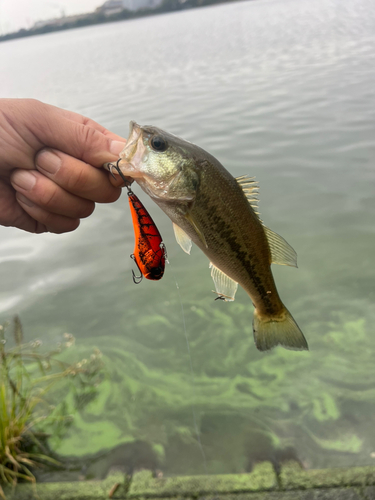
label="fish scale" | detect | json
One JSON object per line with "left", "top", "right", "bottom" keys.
{"left": 190, "top": 175, "right": 278, "bottom": 313}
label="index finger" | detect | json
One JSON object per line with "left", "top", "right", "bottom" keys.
{"left": 35, "top": 148, "right": 122, "bottom": 203}
{"left": 53, "top": 105, "right": 127, "bottom": 143}
{"left": 31, "top": 101, "right": 127, "bottom": 167}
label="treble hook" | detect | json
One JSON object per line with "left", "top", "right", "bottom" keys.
{"left": 107, "top": 160, "right": 133, "bottom": 194}
{"left": 130, "top": 254, "right": 143, "bottom": 284}
{"left": 105, "top": 160, "right": 120, "bottom": 180}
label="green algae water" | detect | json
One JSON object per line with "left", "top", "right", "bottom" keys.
{"left": 1, "top": 0, "right": 375, "bottom": 476}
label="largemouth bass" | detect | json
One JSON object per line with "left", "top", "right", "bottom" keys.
{"left": 108, "top": 122, "right": 308, "bottom": 352}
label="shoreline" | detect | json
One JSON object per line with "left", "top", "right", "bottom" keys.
{"left": 5, "top": 461, "right": 375, "bottom": 499}
{"left": 0, "top": 0, "right": 248, "bottom": 44}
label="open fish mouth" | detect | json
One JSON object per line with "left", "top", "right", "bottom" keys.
{"left": 115, "top": 121, "right": 146, "bottom": 177}
{"left": 119, "top": 121, "right": 142, "bottom": 161}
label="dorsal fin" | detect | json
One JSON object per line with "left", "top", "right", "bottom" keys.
{"left": 263, "top": 226, "right": 298, "bottom": 268}
{"left": 236, "top": 175, "right": 297, "bottom": 268}
{"left": 236, "top": 175, "right": 261, "bottom": 219}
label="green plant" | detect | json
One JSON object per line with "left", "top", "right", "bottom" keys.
{"left": 0, "top": 316, "right": 104, "bottom": 498}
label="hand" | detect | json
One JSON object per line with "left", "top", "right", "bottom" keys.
{"left": 0, "top": 98, "right": 126, "bottom": 233}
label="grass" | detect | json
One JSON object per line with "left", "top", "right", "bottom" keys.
{"left": 0, "top": 316, "right": 104, "bottom": 499}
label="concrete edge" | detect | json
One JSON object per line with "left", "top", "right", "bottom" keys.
{"left": 128, "top": 462, "right": 276, "bottom": 496}
{"left": 3, "top": 461, "right": 375, "bottom": 500}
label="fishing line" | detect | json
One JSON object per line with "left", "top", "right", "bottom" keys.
{"left": 168, "top": 260, "right": 208, "bottom": 473}
{"left": 109, "top": 166, "right": 208, "bottom": 472}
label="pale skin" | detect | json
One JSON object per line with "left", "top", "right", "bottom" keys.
{"left": 0, "top": 98, "right": 127, "bottom": 234}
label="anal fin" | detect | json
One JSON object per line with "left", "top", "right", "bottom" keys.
{"left": 209, "top": 263, "right": 238, "bottom": 302}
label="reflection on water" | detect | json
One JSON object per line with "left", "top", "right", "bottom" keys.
{"left": 1, "top": 0, "right": 375, "bottom": 476}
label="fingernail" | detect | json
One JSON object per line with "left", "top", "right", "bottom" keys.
{"left": 110, "top": 140, "right": 126, "bottom": 156}
{"left": 12, "top": 170, "right": 37, "bottom": 191}
{"left": 17, "top": 193, "right": 34, "bottom": 207}
{"left": 36, "top": 149, "right": 61, "bottom": 175}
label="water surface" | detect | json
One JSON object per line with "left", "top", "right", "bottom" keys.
{"left": 1, "top": 0, "right": 375, "bottom": 475}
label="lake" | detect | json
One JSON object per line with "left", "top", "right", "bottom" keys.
{"left": 1, "top": 0, "right": 375, "bottom": 476}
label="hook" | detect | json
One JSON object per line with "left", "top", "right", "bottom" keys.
{"left": 160, "top": 242, "right": 168, "bottom": 263}
{"left": 106, "top": 162, "right": 118, "bottom": 180}
{"left": 111, "top": 160, "right": 133, "bottom": 194}
{"left": 130, "top": 254, "right": 143, "bottom": 284}
{"left": 105, "top": 160, "right": 133, "bottom": 194}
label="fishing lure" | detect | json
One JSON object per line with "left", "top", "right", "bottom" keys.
{"left": 128, "top": 188, "right": 167, "bottom": 283}
{"left": 107, "top": 161, "right": 167, "bottom": 284}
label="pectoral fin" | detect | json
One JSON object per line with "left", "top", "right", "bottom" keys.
{"left": 184, "top": 213, "right": 208, "bottom": 249}
{"left": 263, "top": 226, "right": 298, "bottom": 268}
{"left": 173, "top": 223, "right": 192, "bottom": 255}
{"left": 209, "top": 263, "right": 238, "bottom": 302}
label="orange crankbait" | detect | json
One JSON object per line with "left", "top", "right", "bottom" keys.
{"left": 127, "top": 188, "right": 166, "bottom": 283}
{"left": 107, "top": 160, "right": 167, "bottom": 284}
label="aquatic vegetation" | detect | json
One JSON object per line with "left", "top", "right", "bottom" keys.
{"left": 6, "top": 263, "right": 373, "bottom": 474}
{"left": 51, "top": 295, "right": 374, "bottom": 473}
{"left": 312, "top": 393, "right": 340, "bottom": 422}
{"left": 0, "top": 316, "right": 104, "bottom": 498}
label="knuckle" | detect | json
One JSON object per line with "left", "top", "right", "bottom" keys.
{"left": 26, "top": 98, "right": 43, "bottom": 109}
{"left": 80, "top": 125, "right": 100, "bottom": 149}
{"left": 77, "top": 124, "right": 110, "bottom": 164}
{"left": 66, "top": 165, "right": 121, "bottom": 204}
{"left": 41, "top": 210, "right": 58, "bottom": 227}
{"left": 15, "top": 98, "right": 42, "bottom": 112}
{"left": 67, "top": 165, "right": 89, "bottom": 192}
{"left": 24, "top": 99, "right": 46, "bottom": 119}
{"left": 82, "top": 116, "right": 98, "bottom": 129}
{"left": 40, "top": 185, "right": 59, "bottom": 208}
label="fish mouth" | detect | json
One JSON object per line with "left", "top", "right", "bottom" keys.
{"left": 121, "top": 121, "right": 142, "bottom": 161}
{"left": 117, "top": 121, "right": 145, "bottom": 177}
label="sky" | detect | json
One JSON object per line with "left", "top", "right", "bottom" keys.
{"left": 0, "top": 0, "right": 105, "bottom": 34}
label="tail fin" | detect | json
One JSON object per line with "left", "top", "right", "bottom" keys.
{"left": 253, "top": 307, "right": 308, "bottom": 352}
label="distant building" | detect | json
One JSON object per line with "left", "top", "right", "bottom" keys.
{"left": 31, "top": 0, "right": 164, "bottom": 32}
{"left": 97, "top": 0, "right": 125, "bottom": 16}
{"left": 97, "top": 0, "right": 163, "bottom": 16}
{"left": 122, "top": 0, "right": 163, "bottom": 10}
{"left": 32, "top": 13, "right": 88, "bottom": 30}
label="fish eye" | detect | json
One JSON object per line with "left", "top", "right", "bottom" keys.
{"left": 151, "top": 136, "right": 167, "bottom": 152}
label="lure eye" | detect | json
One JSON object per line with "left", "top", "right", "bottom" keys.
{"left": 149, "top": 265, "right": 164, "bottom": 280}
{"left": 151, "top": 136, "right": 167, "bottom": 152}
